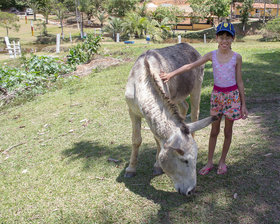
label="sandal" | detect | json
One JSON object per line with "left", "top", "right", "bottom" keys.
{"left": 217, "top": 164, "right": 227, "bottom": 175}
{"left": 199, "top": 165, "right": 214, "bottom": 175}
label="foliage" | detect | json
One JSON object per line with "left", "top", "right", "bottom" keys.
{"left": 106, "top": 0, "right": 139, "bottom": 17}
{"left": 96, "top": 10, "right": 107, "bottom": 28}
{"left": 52, "top": 0, "right": 68, "bottom": 36}
{"left": 0, "top": 55, "right": 72, "bottom": 96}
{"left": 67, "top": 34, "right": 101, "bottom": 65}
{"left": 38, "top": 0, "right": 53, "bottom": 24}
{"left": 262, "top": 17, "right": 280, "bottom": 41}
{"left": 148, "top": 17, "right": 171, "bottom": 41}
{"left": 238, "top": 0, "right": 253, "bottom": 30}
{"left": 189, "top": 0, "right": 230, "bottom": 21}
{"left": 136, "top": 0, "right": 149, "bottom": 17}
{"left": 122, "top": 12, "right": 148, "bottom": 38}
{"left": 152, "top": 5, "right": 184, "bottom": 25}
{"left": 104, "top": 17, "right": 124, "bottom": 40}
{"left": 0, "top": 12, "right": 20, "bottom": 36}
{"left": 16, "top": 0, "right": 40, "bottom": 20}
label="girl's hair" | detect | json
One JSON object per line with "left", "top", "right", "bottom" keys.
{"left": 216, "top": 31, "right": 234, "bottom": 38}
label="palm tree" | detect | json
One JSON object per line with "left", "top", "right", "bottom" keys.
{"left": 122, "top": 12, "right": 148, "bottom": 38}
{"left": 104, "top": 17, "right": 123, "bottom": 40}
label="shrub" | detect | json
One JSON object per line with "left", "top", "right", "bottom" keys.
{"left": 0, "top": 55, "right": 72, "bottom": 96}
{"left": 262, "top": 17, "right": 280, "bottom": 41}
{"left": 67, "top": 34, "right": 102, "bottom": 66}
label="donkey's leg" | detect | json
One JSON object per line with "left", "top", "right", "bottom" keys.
{"left": 190, "top": 80, "right": 202, "bottom": 137}
{"left": 178, "top": 101, "right": 189, "bottom": 120}
{"left": 125, "top": 109, "right": 142, "bottom": 178}
{"left": 153, "top": 137, "right": 164, "bottom": 176}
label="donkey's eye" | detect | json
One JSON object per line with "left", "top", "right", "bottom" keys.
{"left": 184, "top": 160, "right": 189, "bottom": 165}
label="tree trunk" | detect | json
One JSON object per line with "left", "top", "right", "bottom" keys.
{"left": 75, "top": 0, "right": 80, "bottom": 29}
{"left": 46, "top": 14, "right": 49, "bottom": 24}
{"left": 277, "top": 0, "right": 279, "bottom": 17}
{"left": 6, "top": 27, "right": 9, "bottom": 36}
{"left": 60, "top": 13, "right": 64, "bottom": 38}
{"left": 263, "top": 0, "right": 266, "bottom": 23}
{"left": 80, "top": 13, "right": 84, "bottom": 38}
{"left": 230, "top": 0, "right": 233, "bottom": 21}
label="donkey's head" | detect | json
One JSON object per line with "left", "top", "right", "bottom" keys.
{"left": 158, "top": 116, "right": 218, "bottom": 196}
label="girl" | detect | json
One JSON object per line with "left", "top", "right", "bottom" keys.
{"left": 160, "top": 22, "right": 248, "bottom": 175}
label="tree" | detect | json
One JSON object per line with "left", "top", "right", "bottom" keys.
{"left": 106, "top": 0, "right": 139, "bottom": 17}
{"left": 263, "top": 0, "right": 267, "bottom": 23}
{"left": 262, "top": 17, "right": 280, "bottom": 40}
{"left": 39, "top": 0, "right": 52, "bottom": 24}
{"left": 0, "top": 12, "right": 20, "bottom": 36}
{"left": 104, "top": 16, "right": 123, "bottom": 40}
{"left": 52, "top": 0, "right": 68, "bottom": 37}
{"left": 96, "top": 11, "right": 107, "bottom": 29}
{"left": 136, "top": 0, "right": 148, "bottom": 17}
{"left": 238, "top": 0, "right": 253, "bottom": 33}
{"left": 122, "top": 12, "right": 147, "bottom": 38}
{"left": 152, "top": 5, "right": 184, "bottom": 24}
{"left": 189, "top": 0, "right": 231, "bottom": 22}
{"left": 16, "top": 0, "right": 40, "bottom": 20}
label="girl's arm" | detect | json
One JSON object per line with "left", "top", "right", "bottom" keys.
{"left": 160, "top": 52, "right": 212, "bottom": 83}
{"left": 236, "top": 54, "right": 248, "bottom": 119}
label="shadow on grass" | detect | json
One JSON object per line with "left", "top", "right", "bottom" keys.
{"left": 115, "top": 134, "right": 280, "bottom": 223}
{"left": 60, "top": 104, "right": 279, "bottom": 223}
{"left": 61, "top": 141, "right": 131, "bottom": 171}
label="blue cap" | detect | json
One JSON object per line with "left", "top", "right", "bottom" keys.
{"left": 216, "top": 22, "right": 235, "bottom": 37}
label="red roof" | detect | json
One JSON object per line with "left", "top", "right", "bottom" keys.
{"left": 234, "top": 2, "right": 278, "bottom": 9}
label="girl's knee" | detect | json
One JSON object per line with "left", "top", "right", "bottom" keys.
{"left": 224, "top": 128, "right": 233, "bottom": 139}
{"left": 210, "top": 128, "right": 220, "bottom": 138}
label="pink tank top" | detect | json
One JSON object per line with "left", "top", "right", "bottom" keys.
{"left": 212, "top": 50, "right": 237, "bottom": 88}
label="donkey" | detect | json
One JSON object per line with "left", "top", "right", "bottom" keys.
{"left": 125, "top": 43, "right": 217, "bottom": 196}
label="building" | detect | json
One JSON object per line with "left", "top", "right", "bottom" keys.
{"left": 233, "top": 2, "right": 279, "bottom": 19}
{"left": 146, "top": 0, "right": 212, "bottom": 30}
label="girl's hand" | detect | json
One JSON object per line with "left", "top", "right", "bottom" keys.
{"left": 159, "top": 71, "right": 171, "bottom": 83}
{"left": 241, "top": 105, "right": 248, "bottom": 119}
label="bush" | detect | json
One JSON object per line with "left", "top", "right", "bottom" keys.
{"left": 180, "top": 27, "right": 216, "bottom": 39}
{"left": 36, "top": 34, "right": 57, "bottom": 44}
{"left": 67, "top": 34, "right": 102, "bottom": 66}
{"left": 0, "top": 55, "right": 72, "bottom": 96}
{"left": 261, "top": 17, "right": 280, "bottom": 41}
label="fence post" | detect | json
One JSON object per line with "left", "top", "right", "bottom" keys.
{"left": 70, "top": 32, "right": 72, "bottom": 43}
{"left": 178, "top": 35, "right": 181, "bottom": 43}
{"left": 31, "top": 20, "right": 34, "bottom": 36}
{"left": 4, "top": 37, "right": 14, "bottom": 58}
{"left": 56, "top": 34, "right": 60, "bottom": 53}
{"left": 116, "top": 33, "right": 120, "bottom": 42}
{"left": 204, "top": 34, "right": 206, "bottom": 44}
{"left": 13, "top": 41, "right": 17, "bottom": 57}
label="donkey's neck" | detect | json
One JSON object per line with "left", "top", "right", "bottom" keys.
{"left": 139, "top": 78, "right": 184, "bottom": 140}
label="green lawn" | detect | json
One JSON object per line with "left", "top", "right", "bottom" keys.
{"left": 0, "top": 41, "right": 280, "bottom": 223}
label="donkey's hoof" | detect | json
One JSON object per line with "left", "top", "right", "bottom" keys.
{"left": 124, "top": 171, "right": 136, "bottom": 178}
{"left": 153, "top": 167, "right": 164, "bottom": 176}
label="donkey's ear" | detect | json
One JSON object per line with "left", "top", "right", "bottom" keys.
{"left": 180, "top": 124, "right": 190, "bottom": 135}
{"left": 186, "top": 116, "right": 219, "bottom": 133}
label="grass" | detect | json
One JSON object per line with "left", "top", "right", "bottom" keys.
{"left": 0, "top": 40, "right": 280, "bottom": 223}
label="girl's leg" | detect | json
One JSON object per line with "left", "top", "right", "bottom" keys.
{"left": 199, "top": 117, "right": 221, "bottom": 175}
{"left": 218, "top": 118, "right": 234, "bottom": 174}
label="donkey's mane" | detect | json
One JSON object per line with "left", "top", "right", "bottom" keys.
{"left": 144, "top": 51, "right": 189, "bottom": 135}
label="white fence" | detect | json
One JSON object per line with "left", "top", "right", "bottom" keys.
{"left": 4, "top": 37, "right": 21, "bottom": 58}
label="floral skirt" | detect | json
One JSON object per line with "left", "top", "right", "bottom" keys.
{"left": 210, "top": 88, "right": 241, "bottom": 120}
